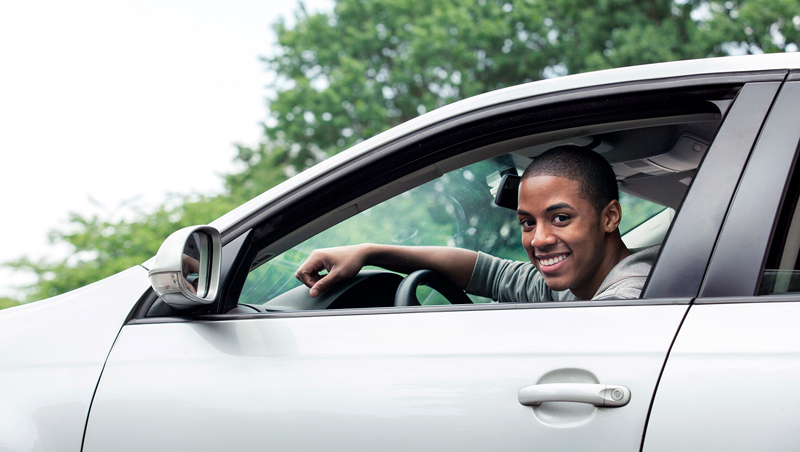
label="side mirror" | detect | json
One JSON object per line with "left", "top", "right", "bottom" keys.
{"left": 148, "top": 225, "right": 222, "bottom": 309}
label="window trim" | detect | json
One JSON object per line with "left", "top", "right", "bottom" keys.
{"left": 644, "top": 81, "right": 784, "bottom": 299}
{"left": 224, "top": 80, "right": 773, "bottom": 314}
{"left": 134, "top": 72, "right": 789, "bottom": 322}
{"left": 127, "top": 296, "right": 694, "bottom": 325}
{"left": 700, "top": 80, "right": 800, "bottom": 298}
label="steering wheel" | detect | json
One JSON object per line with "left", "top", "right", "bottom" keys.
{"left": 394, "top": 269, "right": 473, "bottom": 306}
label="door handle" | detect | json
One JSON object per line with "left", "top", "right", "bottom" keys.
{"left": 518, "top": 383, "right": 631, "bottom": 407}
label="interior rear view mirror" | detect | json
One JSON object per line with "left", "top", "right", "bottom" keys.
{"left": 494, "top": 173, "right": 521, "bottom": 211}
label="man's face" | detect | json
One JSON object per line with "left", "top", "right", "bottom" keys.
{"left": 516, "top": 175, "right": 612, "bottom": 299}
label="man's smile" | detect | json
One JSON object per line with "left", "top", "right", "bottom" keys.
{"left": 535, "top": 252, "right": 571, "bottom": 269}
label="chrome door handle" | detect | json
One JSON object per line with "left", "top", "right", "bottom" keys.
{"left": 518, "top": 383, "right": 631, "bottom": 407}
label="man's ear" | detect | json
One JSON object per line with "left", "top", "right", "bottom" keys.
{"left": 600, "top": 199, "right": 622, "bottom": 233}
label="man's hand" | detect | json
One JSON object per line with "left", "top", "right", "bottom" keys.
{"left": 295, "top": 245, "right": 371, "bottom": 298}
{"left": 295, "top": 243, "right": 479, "bottom": 299}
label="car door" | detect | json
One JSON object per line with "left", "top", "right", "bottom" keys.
{"left": 82, "top": 74, "right": 782, "bottom": 452}
{"left": 643, "top": 78, "right": 800, "bottom": 451}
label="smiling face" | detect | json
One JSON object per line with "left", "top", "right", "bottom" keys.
{"left": 517, "top": 175, "right": 624, "bottom": 300}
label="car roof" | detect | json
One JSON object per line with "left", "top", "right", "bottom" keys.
{"left": 211, "top": 53, "right": 800, "bottom": 234}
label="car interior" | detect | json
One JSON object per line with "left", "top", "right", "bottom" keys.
{"left": 227, "top": 99, "right": 729, "bottom": 314}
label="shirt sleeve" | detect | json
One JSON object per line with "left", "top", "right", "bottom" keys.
{"left": 465, "top": 252, "right": 576, "bottom": 302}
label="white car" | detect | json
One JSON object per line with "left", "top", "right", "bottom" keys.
{"left": 4, "top": 53, "right": 800, "bottom": 451}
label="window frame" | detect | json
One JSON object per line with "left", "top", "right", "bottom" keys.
{"left": 226, "top": 77, "right": 783, "bottom": 315}
{"left": 700, "top": 78, "right": 800, "bottom": 300}
{"left": 645, "top": 80, "right": 785, "bottom": 298}
{"left": 127, "top": 71, "right": 789, "bottom": 322}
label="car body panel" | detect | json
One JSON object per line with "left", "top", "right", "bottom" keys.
{"left": 642, "top": 301, "right": 800, "bottom": 452}
{"left": 643, "top": 80, "right": 800, "bottom": 451}
{"left": 0, "top": 266, "right": 149, "bottom": 451}
{"left": 84, "top": 304, "right": 687, "bottom": 452}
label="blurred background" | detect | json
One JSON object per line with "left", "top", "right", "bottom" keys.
{"left": 1, "top": 0, "right": 798, "bottom": 308}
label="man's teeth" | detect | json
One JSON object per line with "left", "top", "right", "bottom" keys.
{"left": 540, "top": 255, "right": 567, "bottom": 266}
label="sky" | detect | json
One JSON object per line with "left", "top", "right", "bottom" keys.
{"left": 0, "top": 0, "right": 332, "bottom": 299}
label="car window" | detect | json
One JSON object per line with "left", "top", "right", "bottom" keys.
{"left": 230, "top": 93, "right": 730, "bottom": 312}
{"left": 239, "top": 155, "right": 668, "bottom": 307}
{"left": 759, "top": 162, "right": 800, "bottom": 295}
{"left": 239, "top": 157, "right": 528, "bottom": 305}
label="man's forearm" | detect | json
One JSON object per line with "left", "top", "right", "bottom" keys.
{"left": 362, "top": 244, "right": 478, "bottom": 289}
{"left": 296, "top": 243, "right": 478, "bottom": 297}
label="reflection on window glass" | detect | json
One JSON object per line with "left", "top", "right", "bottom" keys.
{"left": 759, "top": 164, "right": 800, "bottom": 296}
{"left": 240, "top": 158, "right": 527, "bottom": 305}
{"left": 618, "top": 192, "right": 666, "bottom": 236}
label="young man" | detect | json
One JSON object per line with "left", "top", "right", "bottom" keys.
{"left": 295, "top": 146, "right": 658, "bottom": 301}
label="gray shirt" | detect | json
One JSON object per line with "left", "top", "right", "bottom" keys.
{"left": 465, "top": 245, "right": 659, "bottom": 302}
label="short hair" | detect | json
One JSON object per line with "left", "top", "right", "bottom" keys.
{"left": 521, "top": 145, "right": 618, "bottom": 212}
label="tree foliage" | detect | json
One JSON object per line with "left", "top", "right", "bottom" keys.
{"left": 4, "top": 0, "right": 798, "bottom": 305}
{"left": 252, "top": 0, "right": 798, "bottom": 179}
{"left": 6, "top": 195, "right": 237, "bottom": 302}
{"left": 0, "top": 297, "right": 20, "bottom": 310}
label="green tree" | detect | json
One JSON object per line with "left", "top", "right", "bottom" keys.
{"left": 248, "top": 0, "right": 799, "bottom": 180}
{"left": 0, "top": 297, "right": 20, "bottom": 310}
{"left": 5, "top": 194, "right": 238, "bottom": 302}
{"left": 5, "top": 0, "right": 798, "bottom": 306}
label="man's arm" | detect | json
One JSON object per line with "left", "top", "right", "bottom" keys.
{"left": 295, "top": 244, "right": 478, "bottom": 298}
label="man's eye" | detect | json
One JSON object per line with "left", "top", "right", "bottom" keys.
{"left": 553, "top": 214, "right": 570, "bottom": 223}
{"left": 519, "top": 219, "right": 535, "bottom": 230}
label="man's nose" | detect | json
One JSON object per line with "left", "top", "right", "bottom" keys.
{"left": 531, "top": 224, "right": 557, "bottom": 248}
